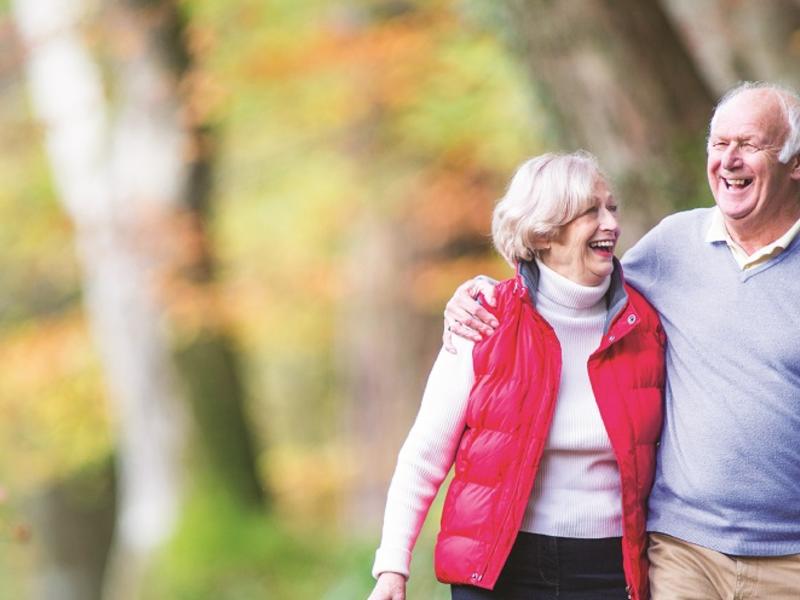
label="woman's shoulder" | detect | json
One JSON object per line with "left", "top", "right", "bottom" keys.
{"left": 479, "top": 276, "right": 529, "bottom": 317}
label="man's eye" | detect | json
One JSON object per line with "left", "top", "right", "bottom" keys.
{"left": 712, "top": 141, "right": 728, "bottom": 149}
{"left": 608, "top": 205, "right": 619, "bottom": 213}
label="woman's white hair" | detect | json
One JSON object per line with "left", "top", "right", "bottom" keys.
{"left": 492, "top": 150, "right": 606, "bottom": 267}
{"left": 709, "top": 81, "right": 800, "bottom": 164}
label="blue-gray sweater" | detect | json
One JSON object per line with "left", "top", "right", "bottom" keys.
{"left": 622, "top": 207, "right": 800, "bottom": 556}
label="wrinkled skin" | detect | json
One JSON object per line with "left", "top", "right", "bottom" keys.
{"left": 367, "top": 572, "right": 407, "bottom": 600}
{"left": 442, "top": 276, "right": 499, "bottom": 353}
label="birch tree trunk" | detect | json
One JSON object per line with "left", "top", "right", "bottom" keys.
{"left": 500, "top": 0, "right": 716, "bottom": 241}
{"left": 12, "top": 0, "right": 263, "bottom": 598}
{"left": 12, "top": 1, "right": 189, "bottom": 597}
{"left": 100, "top": 0, "right": 264, "bottom": 511}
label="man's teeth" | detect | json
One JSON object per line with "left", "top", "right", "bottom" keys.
{"left": 589, "top": 240, "right": 614, "bottom": 249}
{"left": 725, "top": 178, "right": 751, "bottom": 188}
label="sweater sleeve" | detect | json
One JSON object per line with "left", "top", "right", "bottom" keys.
{"left": 372, "top": 335, "right": 475, "bottom": 580}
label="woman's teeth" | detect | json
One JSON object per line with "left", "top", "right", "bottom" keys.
{"left": 589, "top": 240, "right": 614, "bottom": 250}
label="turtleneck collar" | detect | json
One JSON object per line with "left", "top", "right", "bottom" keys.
{"left": 533, "top": 258, "right": 611, "bottom": 310}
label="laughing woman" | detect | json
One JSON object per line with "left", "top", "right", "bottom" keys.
{"left": 367, "top": 151, "right": 665, "bottom": 600}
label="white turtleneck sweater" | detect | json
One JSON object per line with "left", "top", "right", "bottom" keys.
{"left": 372, "top": 261, "right": 621, "bottom": 580}
{"left": 522, "top": 259, "right": 621, "bottom": 537}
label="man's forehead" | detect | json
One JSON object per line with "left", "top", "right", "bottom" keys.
{"left": 710, "top": 120, "right": 769, "bottom": 140}
{"left": 711, "top": 93, "right": 786, "bottom": 140}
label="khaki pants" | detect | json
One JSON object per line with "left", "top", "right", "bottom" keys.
{"left": 648, "top": 533, "right": 800, "bottom": 599}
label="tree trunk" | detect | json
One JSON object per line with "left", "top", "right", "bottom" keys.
{"left": 338, "top": 214, "right": 425, "bottom": 530}
{"left": 332, "top": 7, "right": 433, "bottom": 528}
{"left": 12, "top": 0, "right": 264, "bottom": 597}
{"left": 26, "top": 461, "right": 116, "bottom": 600}
{"left": 101, "top": 0, "right": 265, "bottom": 511}
{"left": 662, "top": 0, "right": 800, "bottom": 92}
{"left": 500, "top": 0, "right": 716, "bottom": 241}
{"left": 12, "top": 2, "right": 190, "bottom": 596}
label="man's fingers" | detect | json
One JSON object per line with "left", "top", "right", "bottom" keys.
{"left": 446, "top": 304, "right": 498, "bottom": 335}
{"left": 473, "top": 276, "right": 498, "bottom": 307}
{"left": 472, "top": 305, "right": 499, "bottom": 330}
{"left": 443, "top": 276, "right": 500, "bottom": 348}
{"left": 444, "top": 296, "right": 483, "bottom": 326}
{"left": 450, "top": 320, "right": 483, "bottom": 343}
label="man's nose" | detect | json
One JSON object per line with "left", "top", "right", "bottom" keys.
{"left": 721, "top": 144, "right": 742, "bottom": 169}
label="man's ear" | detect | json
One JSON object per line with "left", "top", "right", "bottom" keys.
{"left": 790, "top": 154, "right": 800, "bottom": 181}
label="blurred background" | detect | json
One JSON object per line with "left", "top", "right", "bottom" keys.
{"left": 0, "top": 0, "right": 798, "bottom": 598}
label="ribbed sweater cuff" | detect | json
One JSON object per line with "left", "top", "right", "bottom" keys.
{"left": 372, "top": 547, "right": 412, "bottom": 580}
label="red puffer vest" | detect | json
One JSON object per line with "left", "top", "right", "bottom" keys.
{"left": 433, "top": 262, "right": 665, "bottom": 600}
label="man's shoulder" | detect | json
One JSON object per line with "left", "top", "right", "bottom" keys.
{"left": 622, "top": 207, "right": 715, "bottom": 291}
{"left": 649, "top": 206, "right": 714, "bottom": 235}
{"left": 626, "top": 206, "right": 714, "bottom": 261}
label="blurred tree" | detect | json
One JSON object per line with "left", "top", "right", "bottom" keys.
{"left": 332, "top": 4, "right": 437, "bottom": 530}
{"left": 662, "top": 0, "right": 800, "bottom": 93}
{"left": 11, "top": 0, "right": 263, "bottom": 597}
{"left": 339, "top": 208, "right": 433, "bottom": 529}
{"left": 326, "top": 0, "right": 535, "bottom": 529}
{"left": 26, "top": 461, "right": 116, "bottom": 600}
{"left": 5, "top": 0, "right": 800, "bottom": 597}
{"left": 500, "top": 0, "right": 716, "bottom": 243}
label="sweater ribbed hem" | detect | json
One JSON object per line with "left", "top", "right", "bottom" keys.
{"left": 647, "top": 521, "right": 800, "bottom": 557}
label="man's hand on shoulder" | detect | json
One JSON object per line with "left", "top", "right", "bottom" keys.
{"left": 443, "top": 276, "right": 500, "bottom": 353}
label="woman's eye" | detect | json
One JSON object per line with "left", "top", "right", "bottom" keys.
{"left": 608, "top": 205, "right": 619, "bottom": 213}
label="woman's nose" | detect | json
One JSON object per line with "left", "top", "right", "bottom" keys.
{"left": 600, "top": 209, "right": 618, "bottom": 231}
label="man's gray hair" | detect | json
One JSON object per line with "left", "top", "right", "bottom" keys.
{"left": 709, "top": 81, "right": 800, "bottom": 164}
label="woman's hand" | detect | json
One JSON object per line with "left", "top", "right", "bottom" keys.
{"left": 367, "top": 572, "right": 407, "bottom": 600}
{"left": 443, "top": 276, "right": 500, "bottom": 353}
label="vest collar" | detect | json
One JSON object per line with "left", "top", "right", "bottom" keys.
{"left": 518, "top": 258, "right": 629, "bottom": 334}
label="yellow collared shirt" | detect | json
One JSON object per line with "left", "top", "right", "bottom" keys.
{"left": 704, "top": 207, "right": 800, "bottom": 270}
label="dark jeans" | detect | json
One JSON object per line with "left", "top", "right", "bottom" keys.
{"left": 451, "top": 532, "right": 627, "bottom": 600}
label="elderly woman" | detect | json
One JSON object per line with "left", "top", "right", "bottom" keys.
{"left": 368, "top": 151, "right": 665, "bottom": 600}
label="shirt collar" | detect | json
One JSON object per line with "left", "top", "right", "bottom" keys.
{"left": 704, "top": 206, "right": 800, "bottom": 269}
{"left": 704, "top": 207, "right": 729, "bottom": 244}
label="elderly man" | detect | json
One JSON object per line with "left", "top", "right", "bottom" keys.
{"left": 444, "top": 82, "right": 800, "bottom": 598}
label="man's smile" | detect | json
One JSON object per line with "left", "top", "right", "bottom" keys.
{"left": 721, "top": 176, "right": 753, "bottom": 190}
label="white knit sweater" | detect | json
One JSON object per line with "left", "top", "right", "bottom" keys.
{"left": 372, "top": 262, "right": 621, "bottom": 580}
{"left": 522, "top": 260, "right": 621, "bottom": 537}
